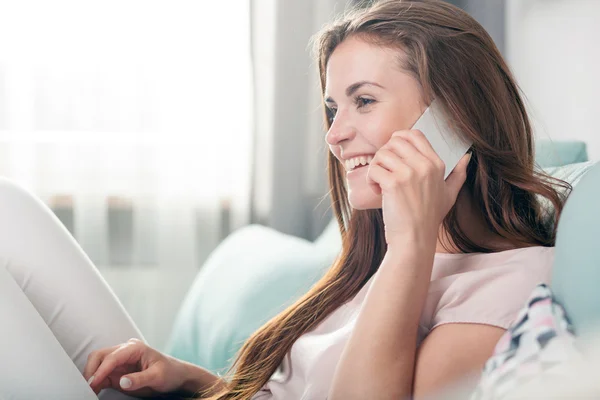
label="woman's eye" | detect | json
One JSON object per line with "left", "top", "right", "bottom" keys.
{"left": 326, "top": 107, "right": 337, "bottom": 123}
{"left": 356, "top": 97, "right": 375, "bottom": 108}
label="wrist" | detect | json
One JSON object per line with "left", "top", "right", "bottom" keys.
{"left": 178, "top": 363, "right": 200, "bottom": 396}
{"left": 170, "top": 358, "right": 219, "bottom": 397}
{"left": 385, "top": 226, "right": 437, "bottom": 253}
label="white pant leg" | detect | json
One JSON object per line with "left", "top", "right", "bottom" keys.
{"left": 0, "top": 264, "right": 99, "bottom": 399}
{"left": 0, "top": 178, "right": 146, "bottom": 399}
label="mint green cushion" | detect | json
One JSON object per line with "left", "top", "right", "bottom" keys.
{"left": 551, "top": 161, "right": 600, "bottom": 335}
{"left": 536, "top": 140, "right": 588, "bottom": 167}
{"left": 164, "top": 225, "right": 338, "bottom": 374}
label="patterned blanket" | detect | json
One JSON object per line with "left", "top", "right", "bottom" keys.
{"left": 470, "top": 284, "right": 582, "bottom": 399}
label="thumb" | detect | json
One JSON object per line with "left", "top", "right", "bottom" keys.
{"left": 445, "top": 152, "right": 471, "bottom": 200}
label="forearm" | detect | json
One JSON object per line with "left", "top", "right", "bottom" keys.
{"left": 329, "top": 232, "right": 436, "bottom": 399}
{"left": 172, "top": 359, "right": 227, "bottom": 398}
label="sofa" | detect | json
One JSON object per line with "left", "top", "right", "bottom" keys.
{"left": 165, "top": 140, "right": 597, "bottom": 377}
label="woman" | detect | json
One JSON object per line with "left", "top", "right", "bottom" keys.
{"left": 1, "top": 0, "right": 569, "bottom": 399}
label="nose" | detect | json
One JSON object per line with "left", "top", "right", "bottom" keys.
{"left": 325, "top": 111, "right": 356, "bottom": 146}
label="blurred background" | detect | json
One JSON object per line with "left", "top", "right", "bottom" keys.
{"left": 0, "top": 0, "right": 597, "bottom": 351}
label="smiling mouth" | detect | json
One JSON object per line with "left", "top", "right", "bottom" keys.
{"left": 345, "top": 155, "right": 374, "bottom": 171}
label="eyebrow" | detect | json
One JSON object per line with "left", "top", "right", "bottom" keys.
{"left": 324, "top": 81, "right": 385, "bottom": 104}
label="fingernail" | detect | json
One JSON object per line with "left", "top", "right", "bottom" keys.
{"left": 87, "top": 375, "right": 95, "bottom": 385}
{"left": 120, "top": 377, "right": 132, "bottom": 389}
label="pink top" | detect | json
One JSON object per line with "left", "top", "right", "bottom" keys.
{"left": 252, "top": 246, "right": 554, "bottom": 400}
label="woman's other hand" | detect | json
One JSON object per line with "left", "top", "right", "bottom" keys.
{"left": 83, "top": 338, "right": 187, "bottom": 397}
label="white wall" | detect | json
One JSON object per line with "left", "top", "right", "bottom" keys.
{"left": 506, "top": 0, "right": 600, "bottom": 160}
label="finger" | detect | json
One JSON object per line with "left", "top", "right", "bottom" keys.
{"left": 395, "top": 129, "right": 438, "bottom": 159}
{"left": 119, "top": 365, "right": 163, "bottom": 392}
{"left": 385, "top": 135, "right": 438, "bottom": 176}
{"left": 366, "top": 162, "right": 393, "bottom": 195}
{"left": 393, "top": 129, "right": 445, "bottom": 170}
{"left": 445, "top": 152, "right": 472, "bottom": 200}
{"left": 372, "top": 148, "right": 405, "bottom": 173}
{"left": 83, "top": 345, "right": 120, "bottom": 381}
{"left": 90, "top": 343, "right": 142, "bottom": 391}
{"left": 388, "top": 133, "right": 421, "bottom": 157}
{"left": 92, "top": 377, "right": 114, "bottom": 396}
{"left": 372, "top": 147, "right": 416, "bottom": 186}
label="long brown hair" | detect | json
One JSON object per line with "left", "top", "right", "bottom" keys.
{"left": 201, "top": 1, "right": 570, "bottom": 398}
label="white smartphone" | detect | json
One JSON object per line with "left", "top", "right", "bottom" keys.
{"left": 411, "top": 98, "right": 472, "bottom": 179}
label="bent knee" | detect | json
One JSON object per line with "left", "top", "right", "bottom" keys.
{"left": 0, "top": 177, "right": 46, "bottom": 212}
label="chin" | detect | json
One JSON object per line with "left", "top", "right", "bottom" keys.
{"left": 347, "top": 186, "right": 382, "bottom": 210}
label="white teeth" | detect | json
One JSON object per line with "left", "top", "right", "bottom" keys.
{"left": 345, "top": 155, "right": 373, "bottom": 171}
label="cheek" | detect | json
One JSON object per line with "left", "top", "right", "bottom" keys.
{"left": 357, "top": 114, "right": 396, "bottom": 149}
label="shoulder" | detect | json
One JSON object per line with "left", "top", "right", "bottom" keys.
{"left": 428, "top": 246, "right": 554, "bottom": 330}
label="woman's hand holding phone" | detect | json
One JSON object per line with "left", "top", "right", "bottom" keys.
{"left": 366, "top": 129, "right": 471, "bottom": 247}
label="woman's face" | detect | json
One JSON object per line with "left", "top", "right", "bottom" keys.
{"left": 325, "top": 37, "right": 426, "bottom": 209}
